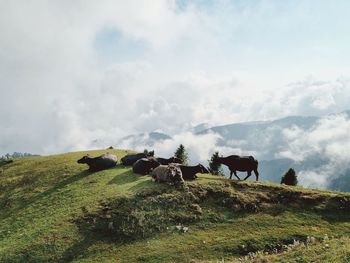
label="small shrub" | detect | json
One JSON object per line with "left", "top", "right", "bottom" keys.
{"left": 281, "top": 168, "right": 298, "bottom": 186}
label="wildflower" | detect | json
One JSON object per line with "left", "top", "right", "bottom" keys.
{"left": 323, "top": 234, "right": 329, "bottom": 242}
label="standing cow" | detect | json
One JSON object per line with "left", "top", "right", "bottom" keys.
{"left": 214, "top": 155, "right": 259, "bottom": 181}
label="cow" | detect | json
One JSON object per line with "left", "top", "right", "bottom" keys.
{"left": 214, "top": 155, "right": 259, "bottom": 181}
{"left": 132, "top": 157, "right": 160, "bottom": 175}
{"left": 156, "top": 156, "right": 182, "bottom": 165}
{"left": 0, "top": 159, "right": 13, "bottom": 166}
{"left": 121, "top": 151, "right": 154, "bottom": 166}
{"left": 77, "top": 153, "right": 117, "bottom": 172}
{"left": 174, "top": 164, "right": 209, "bottom": 180}
{"left": 151, "top": 164, "right": 184, "bottom": 185}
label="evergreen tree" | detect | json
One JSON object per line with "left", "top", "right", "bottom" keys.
{"left": 174, "top": 144, "right": 189, "bottom": 165}
{"left": 281, "top": 168, "right": 298, "bottom": 186}
{"left": 208, "top": 151, "right": 224, "bottom": 175}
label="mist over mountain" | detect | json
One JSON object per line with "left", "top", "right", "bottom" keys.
{"left": 191, "top": 123, "right": 211, "bottom": 134}
{"left": 117, "top": 132, "right": 172, "bottom": 150}
{"left": 198, "top": 115, "right": 320, "bottom": 160}
{"left": 116, "top": 110, "right": 350, "bottom": 191}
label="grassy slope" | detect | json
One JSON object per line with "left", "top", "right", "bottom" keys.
{"left": 0, "top": 150, "right": 349, "bottom": 263}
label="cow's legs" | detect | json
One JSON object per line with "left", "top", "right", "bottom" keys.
{"left": 254, "top": 169, "right": 259, "bottom": 181}
{"left": 243, "top": 170, "right": 252, "bottom": 180}
{"left": 231, "top": 170, "right": 241, "bottom": 180}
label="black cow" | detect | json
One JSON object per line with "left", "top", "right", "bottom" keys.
{"left": 175, "top": 164, "right": 209, "bottom": 180}
{"left": 0, "top": 159, "right": 13, "bottom": 166}
{"left": 156, "top": 156, "right": 182, "bottom": 165}
{"left": 215, "top": 155, "right": 259, "bottom": 181}
{"left": 77, "top": 153, "right": 117, "bottom": 172}
{"left": 121, "top": 151, "right": 154, "bottom": 166}
{"left": 132, "top": 157, "right": 160, "bottom": 175}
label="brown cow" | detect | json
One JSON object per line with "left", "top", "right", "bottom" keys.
{"left": 214, "top": 155, "right": 259, "bottom": 181}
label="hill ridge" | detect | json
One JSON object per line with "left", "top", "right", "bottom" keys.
{"left": 0, "top": 149, "right": 349, "bottom": 262}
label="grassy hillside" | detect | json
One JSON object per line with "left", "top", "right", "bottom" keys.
{"left": 0, "top": 149, "right": 350, "bottom": 262}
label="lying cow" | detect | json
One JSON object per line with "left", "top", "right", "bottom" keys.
{"left": 121, "top": 151, "right": 154, "bottom": 166}
{"left": 0, "top": 159, "right": 13, "bottom": 167}
{"left": 175, "top": 164, "right": 209, "bottom": 180}
{"left": 77, "top": 153, "right": 117, "bottom": 172}
{"left": 132, "top": 157, "right": 160, "bottom": 175}
{"left": 156, "top": 156, "right": 182, "bottom": 165}
{"left": 151, "top": 164, "right": 184, "bottom": 185}
{"left": 214, "top": 155, "right": 259, "bottom": 181}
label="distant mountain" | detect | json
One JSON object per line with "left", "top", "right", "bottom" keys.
{"left": 191, "top": 123, "right": 211, "bottom": 133}
{"left": 260, "top": 158, "right": 350, "bottom": 192}
{"left": 116, "top": 111, "right": 350, "bottom": 191}
{"left": 117, "top": 131, "right": 172, "bottom": 149}
{"left": 259, "top": 158, "right": 296, "bottom": 183}
{"left": 329, "top": 170, "right": 350, "bottom": 192}
{"left": 1, "top": 152, "right": 39, "bottom": 160}
{"left": 198, "top": 115, "right": 319, "bottom": 160}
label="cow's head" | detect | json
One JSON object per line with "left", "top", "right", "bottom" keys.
{"left": 77, "top": 155, "right": 90, "bottom": 164}
{"left": 169, "top": 166, "right": 184, "bottom": 184}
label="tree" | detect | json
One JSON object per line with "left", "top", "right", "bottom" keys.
{"left": 281, "top": 168, "right": 298, "bottom": 186}
{"left": 208, "top": 151, "right": 224, "bottom": 176}
{"left": 174, "top": 144, "right": 189, "bottom": 165}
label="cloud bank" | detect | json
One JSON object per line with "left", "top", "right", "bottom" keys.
{"left": 1, "top": 1, "right": 350, "bottom": 160}
{"left": 279, "top": 113, "right": 350, "bottom": 189}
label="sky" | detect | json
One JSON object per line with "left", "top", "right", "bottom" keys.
{"left": 1, "top": 0, "right": 350, "bottom": 156}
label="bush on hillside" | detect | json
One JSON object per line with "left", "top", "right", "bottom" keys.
{"left": 281, "top": 168, "right": 298, "bottom": 186}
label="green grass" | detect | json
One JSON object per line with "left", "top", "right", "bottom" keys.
{"left": 261, "top": 236, "right": 350, "bottom": 263}
{"left": 0, "top": 149, "right": 350, "bottom": 262}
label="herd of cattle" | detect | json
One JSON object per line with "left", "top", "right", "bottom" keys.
{"left": 77, "top": 150, "right": 259, "bottom": 185}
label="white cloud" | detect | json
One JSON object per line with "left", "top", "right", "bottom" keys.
{"left": 1, "top": 1, "right": 350, "bottom": 158}
{"left": 279, "top": 113, "right": 350, "bottom": 189}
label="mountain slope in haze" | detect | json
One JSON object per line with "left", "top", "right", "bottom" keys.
{"left": 200, "top": 110, "right": 350, "bottom": 142}
{"left": 117, "top": 131, "right": 171, "bottom": 149}
{"left": 198, "top": 115, "right": 320, "bottom": 160}
{"left": 191, "top": 122, "right": 211, "bottom": 133}
{"left": 110, "top": 111, "right": 350, "bottom": 192}
{"left": 259, "top": 158, "right": 350, "bottom": 192}
{"left": 198, "top": 111, "right": 350, "bottom": 161}
{"left": 1, "top": 150, "right": 350, "bottom": 262}
{"left": 198, "top": 111, "right": 350, "bottom": 192}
